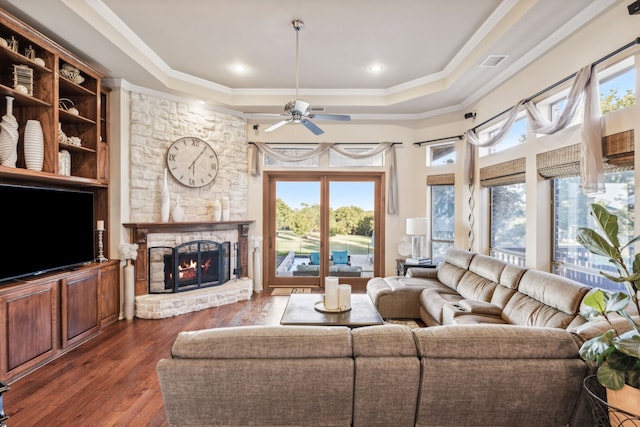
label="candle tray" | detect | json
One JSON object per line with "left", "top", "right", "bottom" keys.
{"left": 314, "top": 301, "right": 351, "bottom": 313}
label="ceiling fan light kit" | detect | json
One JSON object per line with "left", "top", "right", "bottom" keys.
{"left": 263, "top": 19, "right": 351, "bottom": 135}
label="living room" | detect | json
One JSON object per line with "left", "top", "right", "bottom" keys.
{"left": 0, "top": 0, "right": 639, "bottom": 425}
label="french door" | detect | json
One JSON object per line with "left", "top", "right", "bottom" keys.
{"left": 264, "top": 171, "right": 385, "bottom": 290}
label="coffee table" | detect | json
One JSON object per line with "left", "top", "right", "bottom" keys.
{"left": 280, "top": 293, "right": 383, "bottom": 327}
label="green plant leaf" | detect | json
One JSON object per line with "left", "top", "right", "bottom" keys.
{"left": 597, "top": 364, "right": 627, "bottom": 390}
{"left": 576, "top": 228, "right": 619, "bottom": 259}
{"left": 614, "top": 331, "right": 640, "bottom": 359}
{"left": 604, "top": 291, "right": 632, "bottom": 312}
{"left": 590, "top": 204, "right": 620, "bottom": 248}
{"left": 581, "top": 290, "right": 608, "bottom": 314}
{"left": 579, "top": 329, "right": 616, "bottom": 362}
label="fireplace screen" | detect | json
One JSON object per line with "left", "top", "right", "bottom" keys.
{"left": 148, "top": 240, "right": 231, "bottom": 293}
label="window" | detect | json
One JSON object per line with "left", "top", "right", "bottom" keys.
{"left": 552, "top": 171, "right": 635, "bottom": 292}
{"left": 428, "top": 142, "right": 456, "bottom": 166}
{"left": 490, "top": 184, "right": 526, "bottom": 265}
{"left": 599, "top": 56, "right": 635, "bottom": 114}
{"left": 430, "top": 184, "right": 454, "bottom": 263}
{"left": 479, "top": 115, "right": 527, "bottom": 157}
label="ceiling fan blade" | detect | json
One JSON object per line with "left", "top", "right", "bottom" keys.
{"left": 301, "top": 119, "right": 324, "bottom": 135}
{"left": 311, "top": 113, "right": 351, "bottom": 122}
{"left": 264, "top": 119, "right": 292, "bottom": 132}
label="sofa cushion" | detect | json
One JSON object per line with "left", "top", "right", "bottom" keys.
{"left": 444, "top": 248, "right": 475, "bottom": 269}
{"left": 352, "top": 324, "right": 417, "bottom": 357}
{"left": 420, "top": 288, "right": 463, "bottom": 325}
{"left": 468, "top": 253, "right": 506, "bottom": 283}
{"left": 518, "top": 270, "right": 590, "bottom": 315}
{"left": 455, "top": 270, "right": 499, "bottom": 302}
{"left": 500, "top": 263, "right": 527, "bottom": 289}
{"left": 352, "top": 325, "right": 419, "bottom": 427}
{"left": 171, "top": 325, "right": 353, "bottom": 359}
{"left": 499, "top": 270, "right": 591, "bottom": 328}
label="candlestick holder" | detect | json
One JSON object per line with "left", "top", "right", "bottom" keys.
{"left": 96, "top": 229, "right": 108, "bottom": 262}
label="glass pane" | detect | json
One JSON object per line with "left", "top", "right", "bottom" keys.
{"left": 275, "top": 181, "right": 321, "bottom": 277}
{"left": 329, "top": 181, "right": 375, "bottom": 279}
{"left": 429, "top": 143, "right": 456, "bottom": 165}
{"left": 600, "top": 57, "right": 635, "bottom": 114}
{"left": 490, "top": 184, "right": 526, "bottom": 261}
{"left": 431, "top": 184, "right": 454, "bottom": 263}
{"left": 553, "top": 171, "right": 635, "bottom": 292}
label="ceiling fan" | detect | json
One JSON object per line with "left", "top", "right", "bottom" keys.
{"left": 263, "top": 19, "right": 351, "bottom": 135}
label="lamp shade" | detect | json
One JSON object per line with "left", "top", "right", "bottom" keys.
{"left": 406, "top": 217, "right": 428, "bottom": 235}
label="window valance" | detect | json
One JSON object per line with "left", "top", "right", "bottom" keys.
{"left": 426, "top": 173, "right": 455, "bottom": 186}
{"left": 537, "top": 129, "right": 634, "bottom": 179}
{"left": 479, "top": 158, "right": 526, "bottom": 187}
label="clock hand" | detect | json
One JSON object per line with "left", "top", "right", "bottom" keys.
{"left": 188, "top": 146, "right": 208, "bottom": 171}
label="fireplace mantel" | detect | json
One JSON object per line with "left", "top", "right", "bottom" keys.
{"left": 123, "top": 221, "right": 254, "bottom": 295}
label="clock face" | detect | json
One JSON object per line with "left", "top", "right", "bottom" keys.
{"left": 166, "top": 137, "right": 219, "bottom": 187}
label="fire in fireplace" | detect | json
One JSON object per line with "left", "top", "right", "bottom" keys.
{"left": 148, "top": 240, "right": 231, "bottom": 293}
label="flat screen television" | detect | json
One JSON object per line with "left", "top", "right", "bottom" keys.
{"left": 0, "top": 184, "right": 95, "bottom": 283}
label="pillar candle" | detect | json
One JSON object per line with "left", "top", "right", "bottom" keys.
{"left": 338, "top": 284, "right": 351, "bottom": 310}
{"left": 97, "top": 220, "right": 105, "bottom": 231}
{"left": 324, "top": 276, "right": 339, "bottom": 310}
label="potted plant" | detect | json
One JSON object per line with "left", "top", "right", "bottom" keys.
{"left": 576, "top": 203, "right": 640, "bottom": 418}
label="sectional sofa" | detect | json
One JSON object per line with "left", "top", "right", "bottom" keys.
{"left": 157, "top": 248, "right": 623, "bottom": 426}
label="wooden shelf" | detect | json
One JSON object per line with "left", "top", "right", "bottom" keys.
{"left": 0, "top": 84, "right": 51, "bottom": 107}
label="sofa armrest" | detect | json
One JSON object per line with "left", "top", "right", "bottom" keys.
{"left": 406, "top": 267, "right": 438, "bottom": 279}
{"left": 459, "top": 299, "right": 502, "bottom": 316}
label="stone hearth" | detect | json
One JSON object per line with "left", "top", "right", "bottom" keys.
{"left": 135, "top": 278, "right": 253, "bottom": 319}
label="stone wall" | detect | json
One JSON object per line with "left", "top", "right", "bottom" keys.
{"left": 128, "top": 92, "right": 248, "bottom": 223}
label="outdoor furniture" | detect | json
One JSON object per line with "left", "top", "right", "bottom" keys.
{"left": 309, "top": 252, "right": 320, "bottom": 265}
{"left": 332, "top": 250, "right": 350, "bottom": 265}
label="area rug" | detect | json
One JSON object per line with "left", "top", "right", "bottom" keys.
{"left": 384, "top": 319, "right": 420, "bottom": 329}
{"left": 270, "top": 287, "right": 312, "bottom": 296}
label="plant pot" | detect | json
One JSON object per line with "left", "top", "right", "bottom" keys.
{"left": 607, "top": 384, "right": 640, "bottom": 426}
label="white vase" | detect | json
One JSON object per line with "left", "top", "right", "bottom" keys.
{"left": 24, "top": 119, "right": 44, "bottom": 171}
{"left": 212, "top": 199, "right": 222, "bottom": 221}
{"left": 172, "top": 194, "right": 185, "bottom": 222}
{"left": 161, "top": 168, "right": 170, "bottom": 222}
{"left": 123, "top": 259, "right": 135, "bottom": 320}
{"left": 0, "top": 96, "right": 19, "bottom": 167}
{"left": 221, "top": 197, "right": 230, "bottom": 221}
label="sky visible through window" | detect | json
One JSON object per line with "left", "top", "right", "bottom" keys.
{"left": 277, "top": 181, "right": 374, "bottom": 211}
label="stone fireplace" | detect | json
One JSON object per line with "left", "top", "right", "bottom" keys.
{"left": 123, "top": 221, "right": 254, "bottom": 319}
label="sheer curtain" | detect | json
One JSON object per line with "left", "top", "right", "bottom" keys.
{"left": 465, "top": 64, "right": 603, "bottom": 193}
{"left": 248, "top": 141, "right": 399, "bottom": 214}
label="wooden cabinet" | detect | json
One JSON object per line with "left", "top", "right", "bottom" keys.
{"left": 0, "top": 8, "right": 119, "bottom": 383}
{"left": 0, "top": 262, "right": 120, "bottom": 383}
{"left": 0, "top": 280, "right": 57, "bottom": 381}
{"left": 61, "top": 269, "right": 99, "bottom": 349}
{"left": 98, "top": 261, "right": 120, "bottom": 326}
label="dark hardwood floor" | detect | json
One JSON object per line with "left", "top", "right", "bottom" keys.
{"left": 3, "top": 289, "right": 293, "bottom": 426}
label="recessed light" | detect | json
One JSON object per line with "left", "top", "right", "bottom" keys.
{"left": 232, "top": 64, "right": 247, "bottom": 73}
{"left": 368, "top": 64, "right": 383, "bottom": 73}
{"left": 197, "top": 99, "right": 205, "bottom": 105}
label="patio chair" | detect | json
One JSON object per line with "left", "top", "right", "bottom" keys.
{"left": 309, "top": 252, "right": 320, "bottom": 265}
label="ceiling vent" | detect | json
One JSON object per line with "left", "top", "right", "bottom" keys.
{"left": 309, "top": 106, "right": 326, "bottom": 112}
{"left": 479, "top": 55, "right": 509, "bottom": 68}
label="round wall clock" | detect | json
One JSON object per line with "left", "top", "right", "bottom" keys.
{"left": 166, "top": 137, "right": 219, "bottom": 187}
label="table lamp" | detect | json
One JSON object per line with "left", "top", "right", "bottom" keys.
{"left": 406, "top": 217, "right": 428, "bottom": 258}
